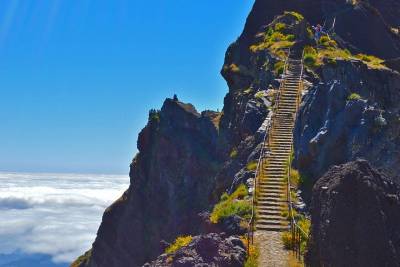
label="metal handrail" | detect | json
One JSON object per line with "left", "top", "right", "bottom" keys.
{"left": 247, "top": 48, "right": 291, "bottom": 251}
{"left": 287, "top": 49, "right": 308, "bottom": 260}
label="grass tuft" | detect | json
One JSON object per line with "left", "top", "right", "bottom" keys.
{"left": 210, "top": 184, "right": 251, "bottom": 223}
{"left": 165, "top": 236, "right": 193, "bottom": 254}
{"left": 274, "top": 61, "right": 285, "bottom": 75}
{"left": 246, "top": 161, "right": 258, "bottom": 171}
{"left": 241, "top": 236, "right": 259, "bottom": 267}
{"left": 230, "top": 148, "right": 238, "bottom": 159}
{"left": 274, "top": 22, "right": 286, "bottom": 32}
{"left": 348, "top": 93, "right": 362, "bottom": 101}
{"left": 282, "top": 216, "right": 311, "bottom": 254}
{"left": 284, "top": 11, "right": 304, "bottom": 21}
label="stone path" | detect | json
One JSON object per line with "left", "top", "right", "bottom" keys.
{"left": 255, "top": 231, "right": 288, "bottom": 267}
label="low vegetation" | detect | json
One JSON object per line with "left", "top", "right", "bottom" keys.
{"left": 241, "top": 236, "right": 259, "bottom": 267}
{"left": 348, "top": 93, "right": 362, "bottom": 101}
{"left": 210, "top": 184, "right": 251, "bottom": 223}
{"left": 274, "top": 61, "right": 285, "bottom": 75}
{"left": 165, "top": 236, "right": 193, "bottom": 254}
{"left": 250, "top": 20, "right": 295, "bottom": 58}
{"left": 284, "top": 11, "right": 304, "bottom": 21}
{"left": 280, "top": 164, "right": 311, "bottom": 257}
{"left": 303, "top": 38, "right": 386, "bottom": 69}
{"left": 230, "top": 148, "right": 238, "bottom": 159}
{"left": 303, "top": 46, "right": 318, "bottom": 68}
{"left": 149, "top": 109, "right": 160, "bottom": 123}
{"left": 246, "top": 160, "right": 258, "bottom": 171}
{"left": 71, "top": 250, "right": 92, "bottom": 267}
{"left": 282, "top": 216, "right": 311, "bottom": 255}
{"left": 229, "top": 63, "right": 241, "bottom": 73}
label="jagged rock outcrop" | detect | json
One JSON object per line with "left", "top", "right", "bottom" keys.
{"left": 226, "top": 0, "right": 400, "bottom": 71}
{"left": 145, "top": 233, "right": 246, "bottom": 267}
{"left": 74, "top": 99, "right": 221, "bottom": 267}
{"left": 306, "top": 160, "right": 400, "bottom": 266}
{"left": 294, "top": 59, "right": 400, "bottom": 195}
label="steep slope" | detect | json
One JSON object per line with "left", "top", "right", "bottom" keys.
{"left": 74, "top": 99, "right": 221, "bottom": 267}
{"left": 294, "top": 59, "right": 400, "bottom": 192}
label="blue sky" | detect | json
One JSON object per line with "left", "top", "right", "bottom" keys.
{"left": 0, "top": 0, "right": 254, "bottom": 174}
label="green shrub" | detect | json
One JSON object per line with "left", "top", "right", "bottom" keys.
{"left": 274, "top": 22, "right": 286, "bottom": 32}
{"left": 274, "top": 61, "right": 285, "bottom": 75}
{"left": 284, "top": 11, "right": 304, "bottom": 21}
{"left": 220, "top": 192, "right": 229, "bottom": 201}
{"left": 303, "top": 46, "right": 318, "bottom": 67}
{"left": 355, "top": 53, "right": 385, "bottom": 68}
{"left": 286, "top": 34, "right": 295, "bottom": 41}
{"left": 348, "top": 93, "right": 361, "bottom": 101}
{"left": 290, "top": 169, "right": 300, "bottom": 187}
{"left": 319, "top": 36, "right": 337, "bottom": 48}
{"left": 254, "top": 91, "right": 265, "bottom": 99}
{"left": 210, "top": 200, "right": 252, "bottom": 223}
{"left": 231, "top": 184, "right": 249, "bottom": 199}
{"left": 304, "top": 54, "right": 317, "bottom": 67}
{"left": 282, "top": 217, "right": 311, "bottom": 254}
{"left": 246, "top": 161, "right": 258, "bottom": 171}
{"left": 269, "top": 32, "right": 286, "bottom": 42}
{"left": 210, "top": 184, "right": 250, "bottom": 223}
{"left": 165, "top": 236, "right": 193, "bottom": 254}
{"left": 149, "top": 109, "right": 160, "bottom": 123}
{"left": 230, "top": 148, "right": 238, "bottom": 158}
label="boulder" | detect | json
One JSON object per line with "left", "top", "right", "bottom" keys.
{"left": 306, "top": 159, "right": 400, "bottom": 267}
{"left": 145, "top": 233, "right": 246, "bottom": 267}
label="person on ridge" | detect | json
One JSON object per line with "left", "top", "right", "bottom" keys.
{"left": 312, "top": 24, "right": 323, "bottom": 43}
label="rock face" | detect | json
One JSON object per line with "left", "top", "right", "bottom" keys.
{"left": 77, "top": 99, "right": 221, "bottom": 267}
{"left": 294, "top": 59, "right": 400, "bottom": 191}
{"left": 145, "top": 233, "right": 246, "bottom": 267}
{"left": 306, "top": 160, "right": 400, "bottom": 267}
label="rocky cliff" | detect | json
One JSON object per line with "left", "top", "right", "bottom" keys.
{"left": 306, "top": 160, "right": 400, "bottom": 266}
{"left": 73, "top": 0, "right": 400, "bottom": 266}
{"left": 73, "top": 99, "right": 223, "bottom": 266}
{"left": 294, "top": 59, "right": 400, "bottom": 193}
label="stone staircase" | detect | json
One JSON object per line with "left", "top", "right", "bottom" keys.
{"left": 256, "top": 58, "right": 303, "bottom": 232}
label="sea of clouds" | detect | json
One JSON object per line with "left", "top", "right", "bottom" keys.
{"left": 0, "top": 172, "right": 129, "bottom": 264}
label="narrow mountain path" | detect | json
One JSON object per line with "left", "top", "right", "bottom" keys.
{"left": 255, "top": 56, "right": 304, "bottom": 266}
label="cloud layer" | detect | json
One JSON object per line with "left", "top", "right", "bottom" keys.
{"left": 0, "top": 172, "right": 129, "bottom": 263}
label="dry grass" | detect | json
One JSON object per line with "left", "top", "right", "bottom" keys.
{"left": 241, "top": 236, "right": 259, "bottom": 267}
{"left": 165, "top": 236, "right": 193, "bottom": 254}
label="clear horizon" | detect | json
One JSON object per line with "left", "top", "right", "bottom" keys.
{"left": 0, "top": 0, "right": 254, "bottom": 174}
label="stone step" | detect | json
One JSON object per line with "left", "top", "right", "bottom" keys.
{"left": 258, "top": 197, "right": 285, "bottom": 203}
{"left": 263, "top": 176, "right": 286, "bottom": 181}
{"left": 258, "top": 185, "right": 284, "bottom": 190}
{"left": 259, "top": 181, "right": 285, "bottom": 186}
{"left": 256, "top": 224, "right": 290, "bottom": 231}
{"left": 259, "top": 191, "right": 283, "bottom": 196}
{"left": 258, "top": 201, "right": 287, "bottom": 208}
{"left": 264, "top": 169, "right": 286, "bottom": 173}
{"left": 258, "top": 214, "right": 284, "bottom": 221}
{"left": 258, "top": 205, "right": 284, "bottom": 212}
{"left": 265, "top": 163, "right": 287, "bottom": 167}
{"left": 257, "top": 219, "right": 289, "bottom": 226}
{"left": 258, "top": 209, "right": 282, "bottom": 216}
